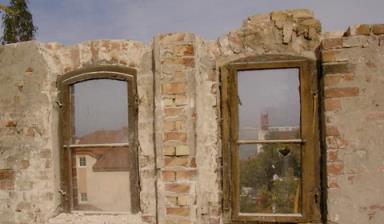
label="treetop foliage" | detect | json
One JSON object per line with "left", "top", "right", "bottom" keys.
{"left": 1, "top": 0, "right": 37, "bottom": 44}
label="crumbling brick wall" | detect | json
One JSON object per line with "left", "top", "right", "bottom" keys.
{"left": 0, "top": 9, "right": 383, "bottom": 224}
{"left": 321, "top": 24, "right": 384, "bottom": 224}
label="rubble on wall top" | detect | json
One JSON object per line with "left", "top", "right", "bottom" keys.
{"left": 344, "top": 24, "right": 384, "bottom": 36}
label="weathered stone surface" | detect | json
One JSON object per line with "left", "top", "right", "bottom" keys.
{"left": 345, "top": 24, "right": 372, "bottom": 36}
{"left": 0, "top": 8, "right": 383, "bottom": 224}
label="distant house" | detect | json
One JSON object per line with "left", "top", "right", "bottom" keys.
{"left": 74, "top": 127, "right": 132, "bottom": 211}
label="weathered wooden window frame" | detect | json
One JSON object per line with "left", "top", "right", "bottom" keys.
{"left": 57, "top": 66, "right": 140, "bottom": 214}
{"left": 221, "top": 58, "right": 321, "bottom": 223}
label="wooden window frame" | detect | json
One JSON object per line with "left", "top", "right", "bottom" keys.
{"left": 221, "top": 58, "right": 321, "bottom": 223}
{"left": 57, "top": 66, "right": 140, "bottom": 214}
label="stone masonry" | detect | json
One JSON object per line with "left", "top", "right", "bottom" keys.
{"left": 0, "top": 9, "right": 383, "bottom": 224}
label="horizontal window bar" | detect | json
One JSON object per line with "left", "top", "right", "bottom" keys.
{"left": 63, "top": 143, "right": 129, "bottom": 148}
{"left": 237, "top": 139, "right": 305, "bottom": 144}
{"left": 238, "top": 212, "right": 302, "bottom": 217}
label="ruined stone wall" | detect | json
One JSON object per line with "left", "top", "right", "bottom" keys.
{"left": 0, "top": 8, "right": 383, "bottom": 224}
{"left": 321, "top": 25, "right": 384, "bottom": 224}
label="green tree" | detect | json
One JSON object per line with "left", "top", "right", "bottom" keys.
{"left": 2, "top": 0, "right": 37, "bottom": 44}
{"left": 239, "top": 143, "right": 301, "bottom": 213}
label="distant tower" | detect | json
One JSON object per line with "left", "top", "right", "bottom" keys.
{"left": 261, "top": 113, "right": 269, "bottom": 131}
{"left": 257, "top": 113, "right": 269, "bottom": 153}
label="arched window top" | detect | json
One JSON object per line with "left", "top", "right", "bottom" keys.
{"left": 58, "top": 65, "right": 137, "bottom": 86}
{"left": 57, "top": 65, "right": 140, "bottom": 213}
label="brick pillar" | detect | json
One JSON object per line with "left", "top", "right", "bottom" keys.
{"left": 154, "top": 33, "right": 197, "bottom": 224}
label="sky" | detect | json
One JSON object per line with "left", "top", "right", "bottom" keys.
{"left": 0, "top": 0, "right": 383, "bottom": 45}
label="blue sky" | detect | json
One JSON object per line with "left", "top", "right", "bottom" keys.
{"left": 1, "top": 0, "right": 384, "bottom": 45}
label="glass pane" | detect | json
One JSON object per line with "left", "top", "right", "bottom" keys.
{"left": 72, "top": 79, "right": 129, "bottom": 144}
{"left": 239, "top": 144, "right": 302, "bottom": 214}
{"left": 72, "top": 147, "right": 133, "bottom": 212}
{"left": 238, "top": 69, "right": 300, "bottom": 140}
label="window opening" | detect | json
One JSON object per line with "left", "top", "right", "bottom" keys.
{"left": 221, "top": 60, "right": 321, "bottom": 223}
{"left": 59, "top": 67, "right": 139, "bottom": 214}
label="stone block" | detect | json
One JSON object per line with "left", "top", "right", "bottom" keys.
{"left": 175, "top": 145, "right": 189, "bottom": 156}
{"left": 372, "top": 24, "right": 384, "bottom": 35}
{"left": 345, "top": 24, "right": 371, "bottom": 36}
{"left": 166, "top": 207, "right": 190, "bottom": 217}
{"left": 322, "top": 38, "right": 343, "bottom": 50}
{"left": 177, "top": 195, "right": 191, "bottom": 206}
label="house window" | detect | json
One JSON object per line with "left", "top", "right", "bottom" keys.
{"left": 221, "top": 59, "right": 321, "bottom": 223}
{"left": 79, "top": 157, "right": 86, "bottom": 167}
{"left": 58, "top": 66, "right": 140, "bottom": 213}
{"left": 80, "top": 192, "right": 88, "bottom": 202}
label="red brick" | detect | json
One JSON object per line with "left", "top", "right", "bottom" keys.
{"left": 326, "top": 136, "right": 347, "bottom": 149}
{"left": 327, "top": 150, "right": 338, "bottom": 162}
{"left": 328, "top": 162, "right": 344, "bottom": 176}
{"left": 328, "top": 177, "right": 339, "bottom": 188}
{"left": 0, "top": 169, "right": 15, "bottom": 190}
{"left": 162, "top": 83, "right": 186, "bottom": 94}
{"left": 164, "top": 132, "right": 187, "bottom": 143}
{"left": 162, "top": 171, "right": 176, "bottom": 182}
{"left": 366, "top": 112, "right": 384, "bottom": 121}
{"left": 164, "top": 120, "right": 176, "bottom": 131}
{"left": 324, "top": 73, "right": 354, "bottom": 87}
{"left": 182, "top": 58, "right": 195, "bottom": 67}
{"left": 165, "top": 183, "right": 190, "bottom": 193}
{"left": 322, "top": 38, "right": 343, "bottom": 50}
{"left": 166, "top": 207, "right": 190, "bottom": 217}
{"left": 372, "top": 24, "right": 384, "bottom": 35}
{"left": 326, "top": 126, "right": 340, "bottom": 136}
{"left": 164, "top": 120, "right": 185, "bottom": 132}
{"left": 0, "top": 169, "right": 14, "bottom": 180}
{"left": 324, "top": 98, "right": 342, "bottom": 112}
{"left": 176, "top": 170, "right": 196, "bottom": 180}
{"left": 164, "top": 157, "right": 189, "bottom": 167}
{"left": 161, "top": 58, "right": 195, "bottom": 67}
{"left": 174, "top": 44, "right": 194, "bottom": 56}
{"left": 324, "top": 87, "right": 359, "bottom": 98}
